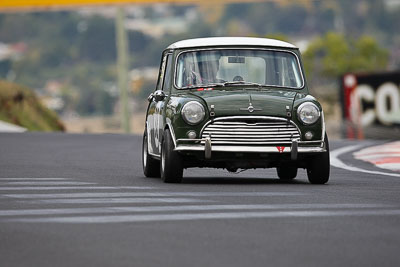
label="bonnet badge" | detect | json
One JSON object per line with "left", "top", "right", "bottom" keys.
{"left": 239, "top": 94, "right": 262, "bottom": 113}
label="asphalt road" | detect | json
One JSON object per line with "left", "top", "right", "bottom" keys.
{"left": 0, "top": 132, "right": 400, "bottom": 267}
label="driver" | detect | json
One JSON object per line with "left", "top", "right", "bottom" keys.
{"left": 192, "top": 59, "right": 226, "bottom": 85}
{"left": 197, "top": 60, "right": 219, "bottom": 84}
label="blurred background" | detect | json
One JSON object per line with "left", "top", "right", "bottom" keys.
{"left": 0, "top": 0, "right": 399, "bottom": 139}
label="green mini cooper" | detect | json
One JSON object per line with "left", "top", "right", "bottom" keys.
{"left": 142, "top": 37, "right": 330, "bottom": 184}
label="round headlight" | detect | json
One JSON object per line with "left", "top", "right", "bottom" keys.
{"left": 181, "top": 101, "right": 205, "bottom": 125}
{"left": 297, "top": 102, "right": 320, "bottom": 125}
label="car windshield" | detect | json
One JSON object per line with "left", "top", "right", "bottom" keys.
{"left": 175, "top": 49, "right": 303, "bottom": 89}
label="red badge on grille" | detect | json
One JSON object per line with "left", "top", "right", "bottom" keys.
{"left": 276, "top": 146, "right": 285, "bottom": 153}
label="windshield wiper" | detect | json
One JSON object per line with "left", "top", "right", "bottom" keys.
{"left": 184, "top": 83, "right": 225, "bottom": 89}
{"left": 223, "top": 81, "right": 263, "bottom": 87}
{"left": 184, "top": 81, "right": 267, "bottom": 90}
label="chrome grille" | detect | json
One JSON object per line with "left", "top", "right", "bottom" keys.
{"left": 201, "top": 119, "right": 300, "bottom": 145}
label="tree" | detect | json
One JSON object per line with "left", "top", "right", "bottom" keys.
{"left": 77, "top": 16, "right": 116, "bottom": 62}
{"left": 303, "top": 32, "right": 388, "bottom": 83}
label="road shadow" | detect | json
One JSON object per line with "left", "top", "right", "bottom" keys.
{"left": 181, "top": 177, "right": 309, "bottom": 185}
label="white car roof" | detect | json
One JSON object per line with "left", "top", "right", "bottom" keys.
{"left": 167, "top": 37, "right": 297, "bottom": 50}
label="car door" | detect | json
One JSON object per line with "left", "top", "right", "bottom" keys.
{"left": 154, "top": 53, "right": 173, "bottom": 155}
{"left": 148, "top": 52, "right": 173, "bottom": 156}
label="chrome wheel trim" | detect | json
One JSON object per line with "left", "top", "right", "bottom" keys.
{"left": 143, "top": 136, "right": 147, "bottom": 169}
{"left": 161, "top": 142, "right": 166, "bottom": 175}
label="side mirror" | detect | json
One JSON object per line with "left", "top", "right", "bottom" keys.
{"left": 147, "top": 93, "right": 154, "bottom": 103}
{"left": 153, "top": 90, "right": 166, "bottom": 102}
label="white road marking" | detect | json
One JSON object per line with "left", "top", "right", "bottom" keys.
{"left": 9, "top": 209, "right": 400, "bottom": 223}
{"left": 29, "top": 198, "right": 210, "bottom": 204}
{"left": 0, "top": 204, "right": 392, "bottom": 217}
{"left": 0, "top": 186, "right": 155, "bottom": 191}
{"left": 0, "top": 178, "right": 71, "bottom": 181}
{"left": 3, "top": 192, "right": 303, "bottom": 199}
{"left": 353, "top": 142, "right": 400, "bottom": 154}
{"left": 354, "top": 153, "right": 400, "bottom": 160}
{"left": 377, "top": 163, "right": 400, "bottom": 171}
{"left": 0, "top": 182, "right": 95, "bottom": 185}
{"left": 330, "top": 144, "right": 400, "bottom": 177}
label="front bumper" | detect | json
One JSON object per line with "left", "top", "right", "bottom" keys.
{"left": 174, "top": 138, "right": 326, "bottom": 160}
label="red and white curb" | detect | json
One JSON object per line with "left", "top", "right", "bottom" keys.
{"left": 330, "top": 144, "right": 400, "bottom": 178}
{"left": 354, "top": 141, "right": 400, "bottom": 173}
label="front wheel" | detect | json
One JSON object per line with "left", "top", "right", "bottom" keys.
{"left": 307, "top": 134, "right": 330, "bottom": 184}
{"left": 160, "top": 129, "right": 183, "bottom": 183}
{"left": 142, "top": 132, "right": 160, "bottom": 178}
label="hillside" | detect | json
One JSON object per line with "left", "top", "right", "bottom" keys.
{"left": 0, "top": 80, "right": 64, "bottom": 131}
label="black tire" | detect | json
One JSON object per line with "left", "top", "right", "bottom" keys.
{"left": 160, "top": 129, "right": 183, "bottom": 183}
{"left": 142, "top": 132, "right": 161, "bottom": 178}
{"left": 307, "top": 134, "right": 330, "bottom": 184}
{"left": 277, "top": 166, "right": 298, "bottom": 180}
